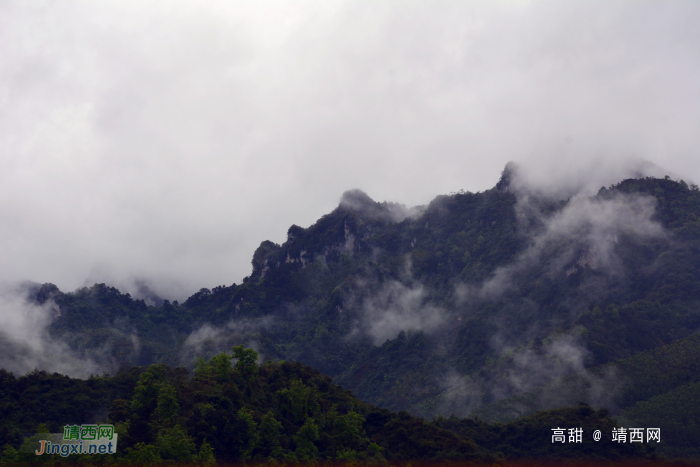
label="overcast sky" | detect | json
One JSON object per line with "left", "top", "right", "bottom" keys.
{"left": 1, "top": 0, "right": 699, "bottom": 301}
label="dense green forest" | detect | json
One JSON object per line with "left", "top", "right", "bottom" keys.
{"left": 4, "top": 169, "right": 700, "bottom": 460}
{"left": 1, "top": 348, "right": 656, "bottom": 464}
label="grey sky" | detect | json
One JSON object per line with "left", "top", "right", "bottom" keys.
{"left": 1, "top": 0, "right": 699, "bottom": 301}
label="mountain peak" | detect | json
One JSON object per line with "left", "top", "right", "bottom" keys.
{"left": 339, "top": 189, "right": 377, "bottom": 211}
{"left": 339, "top": 189, "right": 422, "bottom": 223}
{"left": 496, "top": 161, "right": 519, "bottom": 192}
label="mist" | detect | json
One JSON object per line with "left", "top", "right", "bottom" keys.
{"left": 355, "top": 279, "right": 446, "bottom": 345}
{"left": 440, "top": 160, "right": 671, "bottom": 418}
{"left": 508, "top": 151, "right": 678, "bottom": 200}
{"left": 439, "top": 332, "right": 624, "bottom": 421}
{"left": 0, "top": 282, "right": 104, "bottom": 378}
{"left": 180, "top": 317, "right": 271, "bottom": 367}
{"left": 477, "top": 190, "right": 665, "bottom": 302}
{"left": 1, "top": 1, "right": 699, "bottom": 301}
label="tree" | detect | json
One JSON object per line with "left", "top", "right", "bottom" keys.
{"left": 232, "top": 345, "right": 259, "bottom": 377}
{"left": 157, "top": 425, "right": 196, "bottom": 462}
{"left": 131, "top": 365, "right": 166, "bottom": 417}
{"left": 210, "top": 352, "right": 233, "bottom": 381}
{"left": 109, "top": 399, "right": 132, "bottom": 423}
{"left": 1, "top": 444, "right": 19, "bottom": 465}
{"left": 156, "top": 384, "right": 180, "bottom": 426}
{"left": 294, "top": 418, "right": 319, "bottom": 461}
{"left": 259, "top": 411, "right": 284, "bottom": 460}
{"left": 333, "top": 410, "right": 365, "bottom": 447}
{"left": 277, "top": 379, "right": 318, "bottom": 423}
{"left": 196, "top": 440, "right": 217, "bottom": 464}
{"left": 126, "top": 442, "right": 162, "bottom": 463}
{"left": 237, "top": 407, "right": 259, "bottom": 459}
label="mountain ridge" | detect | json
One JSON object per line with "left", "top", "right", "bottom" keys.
{"left": 2, "top": 169, "right": 700, "bottom": 459}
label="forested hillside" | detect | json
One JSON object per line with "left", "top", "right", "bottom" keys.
{"left": 1, "top": 349, "right": 655, "bottom": 464}
{"left": 4, "top": 168, "right": 700, "bottom": 459}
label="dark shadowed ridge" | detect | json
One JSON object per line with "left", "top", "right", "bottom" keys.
{"left": 248, "top": 189, "right": 425, "bottom": 279}
{"left": 339, "top": 189, "right": 424, "bottom": 223}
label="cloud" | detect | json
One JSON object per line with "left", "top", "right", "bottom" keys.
{"left": 0, "top": 282, "right": 104, "bottom": 378}
{"left": 339, "top": 189, "right": 425, "bottom": 223}
{"left": 1, "top": 1, "right": 698, "bottom": 300}
{"left": 457, "top": 186, "right": 666, "bottom": 307}
{"left": 350, "top": 278, "right": 446, "bottom": 345}
{"left": 180, "top": 317, "right": 271, "bottom": 366}
{"left": 444, "top": 162, "right": 668, "bottom": 417}
{"left": 438, "top": 331, "right": 623, "bottom": 420}
{"left": 508, "top": 154, "right": 676, "bottom": 200}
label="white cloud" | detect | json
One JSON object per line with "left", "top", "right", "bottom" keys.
{"left": 0, "top": 0, "right": 698, "bottom": 300}
{"left": 358, "top": 280, "right": 446, "bottom": 345}
{"left": 0, "top": 283, "right": 103, "bottom": 377}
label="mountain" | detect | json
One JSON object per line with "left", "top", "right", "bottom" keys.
{"left": 3, "top": 165, "right": 700, "bottom": 459}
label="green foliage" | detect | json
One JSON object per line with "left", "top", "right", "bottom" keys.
{"left": 0, "top": 357, "right": 661, "bottom": 463}
{"left": 194, "top": 351, "right": 233, "bottom": 381}
{"left": 1, "top": 444, "right": 19, "bottom": 465}
{"left": 131, "top": 365, "right": 166, "bottom": 417}
{"left": 125, "top": 442, "right": 162, "bottom": 463}
{"left": 336, "top": 448, "right": 358, "bottom": 462}
{"left": 0, "top": 367, "right": 144, "bottom": 456}
{"left": 277, "top": 379, "right": 318, "bottom": 423}
{"left": 195, "top": 440, "right": 216, "bottom": 464}
{"left": 108, "top": 399, "right": 131, "bottom": 423}
{"left": 332, "top": 410, "right": 365, "bottom": 447}
{"left": 156, "top": 425, "right": 196, "bottom": 462}
{"left": 210, "top": 352, "right": 233, "bottom": 381}
{"left": 258, "top": 411, "right": 284, "bottom": 460}
{"left": 294, "top": 418, "right": 319, "bottom": 461}
{"left": 232, "top": 345, "right": 258, "bottom": 378}
{"left": 237, "top": 407, "right": 259, "bottom": 460}
{"left": 156, "top": 384, "right": 180, "bottom": 425}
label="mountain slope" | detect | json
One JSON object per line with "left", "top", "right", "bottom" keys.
{"left": 1, "top": 354, "right": 655, "bottom": 464}
{"left": 8, "top": 170, "right": 700, "bottom": 429}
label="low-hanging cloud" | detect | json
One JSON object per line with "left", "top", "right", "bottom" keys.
{"left": 354, "top": 279, "right": 446, "bottom": 345}
{"left": 507, "top": 152, "right": 678, "bottom": 200}
{"left": 438, "top": 331, "right": 623, "bottom": 420}
{"left": 180, "top": 317, "right": 272, "bottom": 366}
{"left": 460, "top": 188, "right": 666, "bottom": 305}
{"left": 0, "top": 283, "right": 104, "bottom": 378}
{"left": 340, "top": 189, "right": 425, "bottom": 224}
{"left": 445, "top": 165, "right": 668, "bottom": 418}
